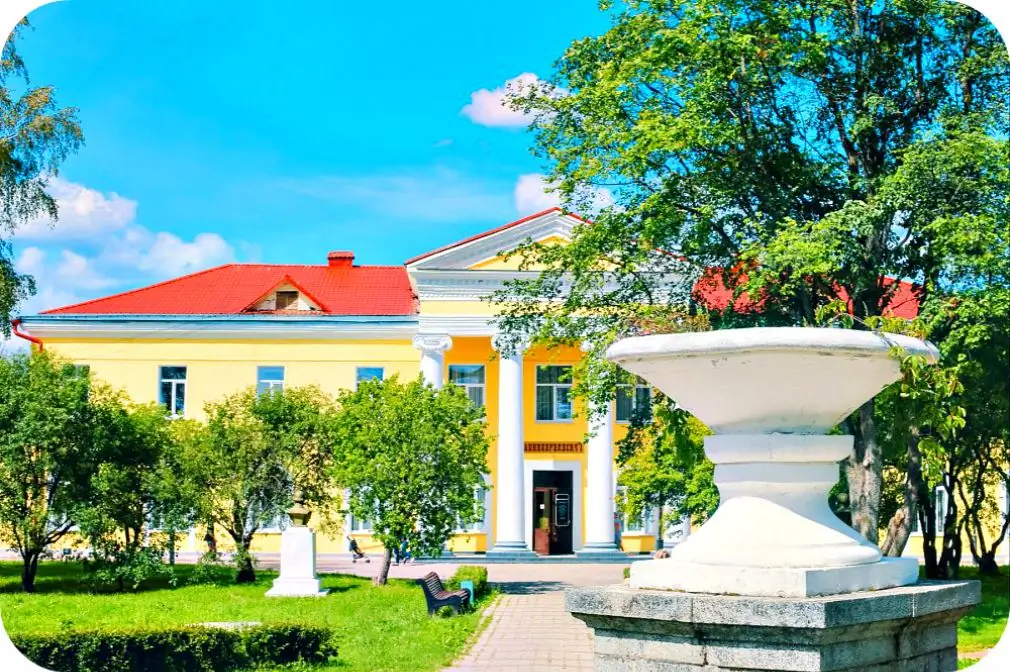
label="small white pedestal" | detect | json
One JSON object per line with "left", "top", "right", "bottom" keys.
{"left": 266, "top": 526, "right": 328, "bottom": 598}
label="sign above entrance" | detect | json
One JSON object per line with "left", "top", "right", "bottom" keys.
{"left": 524, "top": 442, "right": 584, "bottom": 454}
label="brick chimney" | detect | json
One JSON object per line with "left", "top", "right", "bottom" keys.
{"left": 327, "top": 251, "right": 354, "bottom": 268}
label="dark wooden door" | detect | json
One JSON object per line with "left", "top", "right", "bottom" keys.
{"left": 533, "top": 487, "right": 556, "bottom": 554}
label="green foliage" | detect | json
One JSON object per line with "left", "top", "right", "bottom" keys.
{"left": 1, "top": 19, "right": 85, "bottom": 330}
{"left": 178, "top": 386, "right": 336, "bottom": 583}
{"left": 444, "top": 566, "right": 489, "bottom": 599}
{"left": 616, "top": 400, "right": 717, "bottom": 530}
{"left": 495, "top": 0, "right": 1008, "bottom": 545}
{"left": 330, "top": 376, "right": 489, "bottom": 584}
{"left": 74, "top": 400, "right": 196, "bottom": 590}
{"left": 0, "top": 351, "right": 103, "bottom": 591}
{"left": 10, "top": 624, "right": 336, "bottom": 672}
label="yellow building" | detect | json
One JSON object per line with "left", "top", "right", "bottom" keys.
{"left": 16, "top": 208, "right": 671, "bottom": 557}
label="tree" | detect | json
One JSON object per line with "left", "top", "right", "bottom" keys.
{"left": 75, "top": 399, "right": 198, "bottom": 590}
{"left": 615, "top": 396, "right": 718, "bottom": 539}
{"left": 330, "top": 376, "right": 489, "bottom": 585}
{"left": 1, "top": 19, "right": 84, "bottom": 330}
{"left": 182, "top": 387, "right": 335, "bottom": 583}
{"left": 0, "top": 352, "right": 101, "bottom": 592}
{"left": 495, "top": 0, "right": 1008, "bottom": 541}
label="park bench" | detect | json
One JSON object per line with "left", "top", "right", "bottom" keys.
{"left": 417, "top": 572, "right": 470, "bottom": 615}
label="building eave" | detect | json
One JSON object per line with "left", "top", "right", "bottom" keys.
{"left": 15, "top": 313, "right": 419, "bottom": 341}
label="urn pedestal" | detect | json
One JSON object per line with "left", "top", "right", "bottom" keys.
{"left": 266, "top": 496, "right": 328, "bottom": 598}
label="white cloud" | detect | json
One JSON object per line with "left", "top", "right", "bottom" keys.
{"left": 514, "top": 173, "right": 614, "bottom": 216}
{"left": 281, "top": 167, "right": 513, "bottom": 222}
{"left": 514, "top": 173, "right": 562, "bottom": 213}
{"left": 14, "top": 177, "right": 137, "bottom": 241}
{"left": 8, "top": 179, "right": 239, "bottom": 319}
{"left": 461, "top": 73, "right": 545, "bottom": 128}
{"left": 136, "top": 231, "right": 234, "bottom": 278}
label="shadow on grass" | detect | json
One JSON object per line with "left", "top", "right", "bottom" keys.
{"left": 0, "top": 561, "right": 355, "bottom": 596}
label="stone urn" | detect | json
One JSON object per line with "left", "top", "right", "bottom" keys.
{"left": 605, "top": 327, "right": 937, "bottom": 598}
{"left": 565, "top": 327, "right": 979, "bottom": 672}
{"left": 286, "top": 490, "right": 312, "bottom": 527}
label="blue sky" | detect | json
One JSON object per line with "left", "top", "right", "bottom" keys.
{"left": 8, "top": 0, "right": 612, "bottom": 319}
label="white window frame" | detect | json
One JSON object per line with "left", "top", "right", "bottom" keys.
{"left": 615, "top": 485, "right": 650, "bottom": 535}
{"left": 257, "top": 365, "right": 285, "bottom": 396}
{"left": 456, "top": 477, "right": 490, "bottom": 533}
{"left": 615, "top": 379, "right": 652, "bottom": 424}
{"left": 449, "top": 364, "right": 486, "bottom": 410}
{"left": 535, "top": 365, "right": 574, "bottom": 423}
{"left": 159, "top": 366, "right": 187, "bottom": 419}
{"left": 348, "top": 513, "right": 372, "bottom": 533}
{"left": 934, "top": 485, "right": 948, "bottom": 533}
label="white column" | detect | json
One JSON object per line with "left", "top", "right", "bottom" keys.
{"left": 580, "top": 395, "right": 621, "bottom": 554}
{"left": 488, "top": 344, "right": 534, "bottom": 555}
{"left": 413, "top": 335, "right": 452, "bottom": 389}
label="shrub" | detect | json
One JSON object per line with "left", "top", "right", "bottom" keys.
{"left": 11, "top": 624, "right": 336, "bottom": 672}
{"left": 444, "top": 565, "right": 489, "bottom": 599}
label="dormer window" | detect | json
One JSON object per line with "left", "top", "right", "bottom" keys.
{"left": 275, "top": 290, "right": 299, "bottom": 310}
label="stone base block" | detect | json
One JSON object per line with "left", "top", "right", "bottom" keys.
{"left": 486, "top": 543, "right": 538, "bottom": 561}
{"left": 630, "top": 556, "right": 919, "bottom": 598}
{"left": 265, "top": 577, "right": 328, "bottom": 597}
{"left": 566, "top": 580, "right": 980, "bottom": 672}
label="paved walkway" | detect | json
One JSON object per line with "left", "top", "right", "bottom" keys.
{"left": 442, "top": 564, "right": 623, "bottom": 672}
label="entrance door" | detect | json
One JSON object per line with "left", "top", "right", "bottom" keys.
{"left": 532, "top": 471, "right": 574, "bottom": 555}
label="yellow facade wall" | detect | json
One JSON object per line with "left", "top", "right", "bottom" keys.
{"left": 40, "top": 315, "right": 639, "bottom": 556}
{"left": 42, "top": 338, "right": 420, "bottom": 421}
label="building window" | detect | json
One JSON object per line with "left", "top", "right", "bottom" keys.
{"left": 616, "top": 377, "right": 652, "bottom": 423}
{"left": 257, "top": 366, "right": 285, "bottom": 396}
{"left": 459, "top": 483, "right": 489, "bottom": 533}
{"left": 159, "top": 366, "right": 187, "bottom": 418}
{"left": 275, "top": 290, "right": 299, "bottom": 310}
{"left": 934, "top": 486, "right": 948, "bottom": 533}
{"left": 616, "top": 486, "right": 649, "bottom": 534}
{"left": 535, "top": 365, "right": 573, "bottom": 421}
{"left": 355, "top": 367, "right": 384, "bottom": 388}
{"left": 349, "top": 515, "right": 372, "bottom": 533}
{"left": 449, "top": 365, "right": 485, "bottom": 408}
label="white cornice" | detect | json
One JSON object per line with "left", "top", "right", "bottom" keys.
{"left": 407, "top": 211, "right": 580, "bottom": 270}
{"left": 16, "top": 316, "right": 419, "bottom": 342}
{"left": 418, "top": 314, "right": 497, "bottom": 337}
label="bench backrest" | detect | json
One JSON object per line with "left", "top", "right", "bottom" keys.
{"left": 420, "top": 572, "right": 446, "bottom": 596}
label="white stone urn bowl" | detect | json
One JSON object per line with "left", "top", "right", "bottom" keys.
{"left": 607, "top": 327, "right": 938, "bottom": 598}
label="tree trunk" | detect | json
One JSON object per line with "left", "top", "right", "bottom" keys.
{"left": 976, "top": 551, "right": 1001, "bottom": 576}
{"left": 21, "top": 550, "right": 40, "bottom": 593}
{"left": 374, "top": 547, "right": 393, "bottom": 586}
{"left": 880, "top": 507, "right": 910, "bottom": 557}
{"left": 234, "top": 534, "right": 256, "bottom": 583}
{"left": 846, "top": 401, "right": 882, "bottom": 544}
{"left": 168, "top": 528, "right": 176, "bottom": 566}
{"left": 883, "top": 427, "right": 925, "bottom": 558}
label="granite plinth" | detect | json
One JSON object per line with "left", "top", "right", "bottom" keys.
{"left": 566, "top": 581, "right": 980, "bottom": 671}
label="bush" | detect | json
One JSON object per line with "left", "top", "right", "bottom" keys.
{"left": 11, "top": 624, "right": 337, "bottom": 672}
{"left": 444, "top": 565, "right": 489, "bottom": 599}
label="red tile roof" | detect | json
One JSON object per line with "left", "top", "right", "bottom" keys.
{"left": 404, "top": 207, "right": 589, "bottom": 265}
{"left": 693, "top": 268, "right": 920, "bottom": 319}
{"left": 43, "top": 263, "right": 417, "bottom": 316}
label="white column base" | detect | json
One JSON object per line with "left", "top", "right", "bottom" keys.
{"left": 630, "top": 556, "right": 919, "bottom": 598}
{"left": 265, "top": 526, "right": 328, "bottom": 598}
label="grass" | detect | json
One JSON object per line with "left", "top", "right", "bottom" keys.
{"left": 0, "top": 561, "right": 493, "bottom": 672}
{"left": 948, "top": 566, "right": 1009, "bottom": 657}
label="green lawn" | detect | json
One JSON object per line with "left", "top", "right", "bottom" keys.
{"left": 0, "top": 562, "right": 492, "bottom": 672}
{"left": 952, "top": 566, "right": 1009, "bottom": 658}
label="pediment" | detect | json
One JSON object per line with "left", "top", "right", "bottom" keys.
{"left": 406, "top": 209, "right": 584, "bottom": 271}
